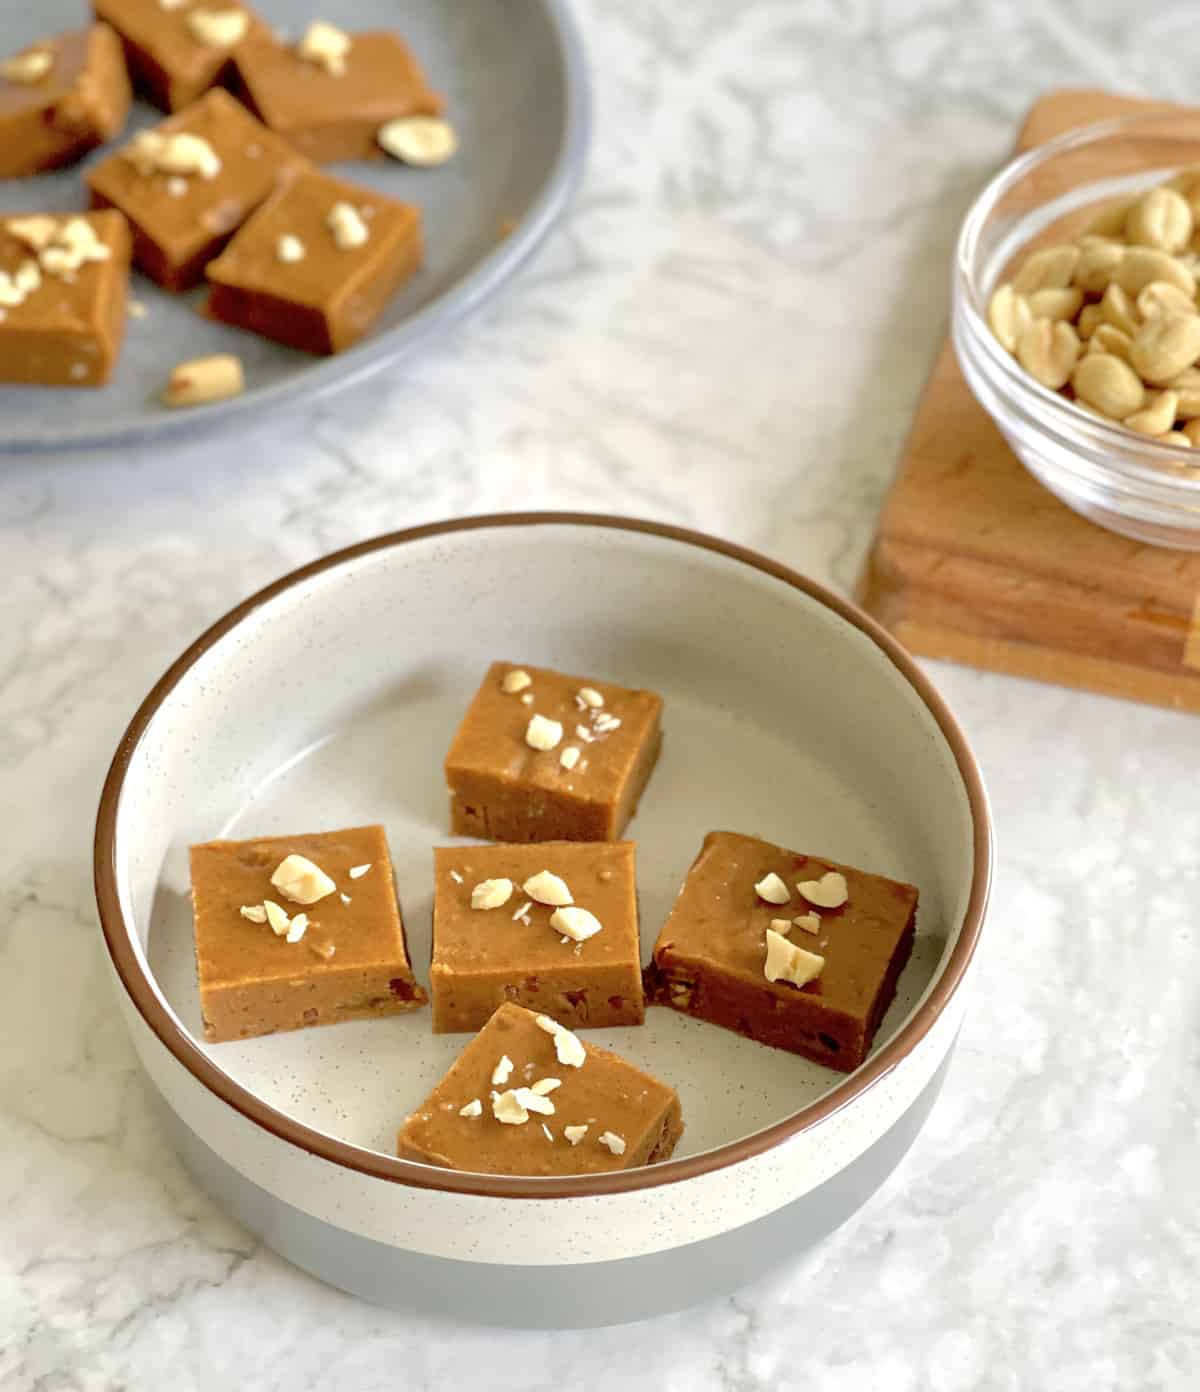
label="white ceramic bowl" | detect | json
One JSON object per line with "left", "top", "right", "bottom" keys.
{"left": 94, "top": 515, "right": 992, "bottom": 1327}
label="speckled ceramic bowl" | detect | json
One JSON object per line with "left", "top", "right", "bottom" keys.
{"left": 94, "top": 515, "right": 991, "bottom": 1327}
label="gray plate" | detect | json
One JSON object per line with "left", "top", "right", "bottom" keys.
{"left": 0, "top": 0, "right": 590, "bottom": 452}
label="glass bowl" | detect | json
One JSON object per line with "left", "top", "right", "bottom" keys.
{"left": 954, "top": 111, "right": 1200, "bottom": 550}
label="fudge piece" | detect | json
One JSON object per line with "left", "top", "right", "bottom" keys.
{"left": 233, "top": 25, "right": 443, "bottom": 164}
{"left": 87, "top": 88, "right": 307, "bottom": 290}
{"left": 93, "top": 0, "right": 269, "bottom": 112}
{"left": 204, "top": 166, "right": 423, "bottom": 354}
{"left": 396, "top": 1003, "right": 682, "bottom": 1176}
{"left": 188, "top": 823, "right": 426, "bottom": 1043}
{"left": 445, "top": 663, "right": 664, "bottom": 843}
{"left": 646, "top": 831, "right": 918, "bottom": 1073}
{"left": 0, "top": 25, "right": 131, "bottom": 178}
{"left": 431, "top": 840, "right": 645, "bottom": 1034}
{"left": 0, "top": 212, "right": 131, "bottom": 387}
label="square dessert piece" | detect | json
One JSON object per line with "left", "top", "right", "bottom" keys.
{"left": 1, "top": 25, "right": 131, "bottom": 178}
{"left": 93, "top": 0, "right": 269, "bottom": 112}
{"left": 431, "top": 840, "right": 645, "bottom": 1034}
{"left": 205, "top": 167, "right": 423, "bottom": 354}
{"left": 188, "top": 823, "right": 426, "bottom": 1043}
{"left": 396, "top": 1003, "right": 683, "bottom": 1176}
{"left": 87, "top": 88, "right": 307, "bottom": 291}
{"left": 0, "top": 212, "right": 131, "bottom": 386}
{"left": 233, "top": 28, "right": 443, "bottom": 163}
{"left": 647, "top": 831, "right": 918, "bottom": 1073}
{"left": 445, "top": 663, "right": 664, "bottom": 843}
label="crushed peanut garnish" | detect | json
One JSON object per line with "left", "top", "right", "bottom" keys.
{"left": 501, "top": 668, "right": 532, "bottom": 693}
{"left": 559, "top": 746, "right": 581, "bottom": 771}
{"left": 764, "top": 929, "right": 825, "bottom": 988}
{"left": 522, "top": 871, "right": 572, "bottom": 906}
{"left": 534, "top": 1015, "right": 586, "bottom": 1068}
{"left": 549, "top": 905, "right": 602, "bottom": 942}
{"left": 297, "top": 20, "right": 352, "bottom": 76}
{"left": 564, "top": 1124, "right": 588, "bottom": 1146}
{"left": 471, "top": 877, "right": 513, "bottom": 911}
{"left": 794, "top": 913, "right": 821, "bottom": 935}
{"left": 348, "top": 863, "right": 372, "bottom": 880}
{"left": 576, "top": 687, "right": 604, "bottom": 709}
{"left": 525, "top": 713, "right": 563, "bottom": 752}
{"left": 271, "top": 854, "right": 336, "bottom": 905}
{"left": 598, "top": 1131, "right": 626, "bottom": 1156}
{"left": 754, "top": 872, "right": 790, "bottom": 905}
{"left": 239, "top": 904, "right": 268, "bottom": 924}
{"left": 796, "top": 871, "right": 848, "bottom": 909}
{"left": 491, "top": 1054, "right": 514, "bottom": 1086}
{"left": 529, "top": 1078, "right": 561, "bottom": 1096}
{"left": 458, "top": 1098, "right": 483, "bottom": 1118}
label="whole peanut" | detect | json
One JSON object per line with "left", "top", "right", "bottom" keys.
{"left": 1013, "top": 245, "right": 1080, "bottom": 296}
{"left": 1130, "top": 312, "right": 1200, "bottom": 385}
{"left": 1072, "top": 353, "right": 1145, "bottom": 419}
{"left": 1124, "top": 389, "right": 1179, "bottom": 436}
{"left": 987, "top": 284, "right": 1032, "bottom": 354}
{"left": 1016, "top": 318, "right": 1079, "bottom": 389}
{"left": 1125, "top": 186, "right": 1193, "bottom": 253}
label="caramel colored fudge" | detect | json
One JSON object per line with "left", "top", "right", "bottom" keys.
{"left": 87, "top": 88, "right": 307, "bottom": 291}
{"left": 0, "top": 25, "right": 132, "bottom": 178}
{"left": 646, "top": 832, "right": 918, "bottom": 1073}
{"left": 431, "top": 841, "right": 645, "bottom": 1034}
{"left": 445, "top": 663, "right": 664, "bottom": 843}
{"left": 189, "top": 824, "right": 426, "bottom": 1043}
{"left": 396, "top": 1003, "right": 683, "bottom": 1176}
{"left": 0, "top": 212, "right": 130, "bottom": 387}
{"left": 93, "top": 0, "right": 269, "bottom": 112}
{"left": 205, "top": 167, "right": 423, "bottom": 355}
{"left": 233, "top": 29, "right": 443, "bottom": 164}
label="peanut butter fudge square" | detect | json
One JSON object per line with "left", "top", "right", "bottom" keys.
{"left": 205, "top": 166, "right": 423, "bottom": 355}
{"left": 431, "top": 841, "right": 645, "bottom": 1034}
{"left": 0, "top": 25, "right": 131, "bottom": 178}
{"left": 0, "top": 213, "right": 131, "bottom": 387}
{"left": 647, "top": 831, "right": 918, "bottom": 1073}
{"left": 445, "top": 663, "right": 664, "bottom": 843}
{"left": 87, "top": 88, "right": 307, "bottom": 291}
{"left": 93, "top": 0, "right": 270, "bottom": 112}
{"left": 233, "top": 22, "right": 444, "bottom": 164}
{"left": 189, "top": 824, "right": 426, "bottom": 1043}
{"left": 397, "top": 1003, "right": 683, "bottom": 1176}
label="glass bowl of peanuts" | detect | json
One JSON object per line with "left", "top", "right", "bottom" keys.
{"left": 954, "top": 111, "right": 1200, "bottom": 549}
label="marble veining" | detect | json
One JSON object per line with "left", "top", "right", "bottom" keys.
{"left": 3, "top": 1, "right": 1199, "bottom": 1387}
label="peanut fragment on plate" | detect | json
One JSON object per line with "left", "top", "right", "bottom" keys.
{"left": 377, "top": 116, "right": 458, "bottom": 167}
{"left": 161, "top": 354, "right": 245, "bottom": 408}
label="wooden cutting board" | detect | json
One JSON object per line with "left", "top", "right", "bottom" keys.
{"left": 859, "top": 89, "right": 1200, "bottom": 714}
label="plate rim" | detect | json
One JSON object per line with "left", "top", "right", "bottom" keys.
{"left": 93, "top": 512, "right": 994, "bottom": 1202}
{"left": 2, "top": 0, "right": 592, "bottom": 454}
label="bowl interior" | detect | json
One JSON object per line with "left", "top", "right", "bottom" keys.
{"left": 111, "top": 521, "right": 979, "bottom": 1167}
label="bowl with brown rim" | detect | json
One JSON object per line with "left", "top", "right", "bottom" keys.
{"left": 94, "top": 514, "right": 991, "bottom": 1326}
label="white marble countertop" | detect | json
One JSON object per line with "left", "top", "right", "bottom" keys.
{"left": 4, "top": 2, "right": 1199, "bottom": 1387}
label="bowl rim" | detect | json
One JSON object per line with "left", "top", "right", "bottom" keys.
{"left": 93, "top": 513, "right": 993, "bottom": 1201}
{"left": 955, "top": 109, "right": 1200, "bottom": 488}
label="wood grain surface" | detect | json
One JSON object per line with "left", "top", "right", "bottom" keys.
{"left": 859, "top": 89, "right": 1200, "bottom": 714}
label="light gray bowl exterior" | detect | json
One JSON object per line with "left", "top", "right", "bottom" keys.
{"left": 162, "top": 1052, "right": 951, "bottom": 1327}
{"left": 0, "top": 0, "right": 590, "bottom": 453}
